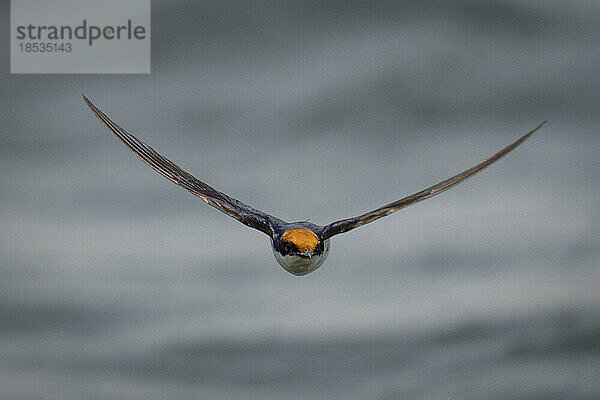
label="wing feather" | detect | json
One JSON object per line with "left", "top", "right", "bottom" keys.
{"left": 322, "top": 122, "right": 546, "bottom": 240}
{"left": 83, "top": 95, "right": 281, "bottom": 237}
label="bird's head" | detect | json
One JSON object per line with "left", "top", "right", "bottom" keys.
{"left": 271, "top": 229, "right": 330, "bottom": 276}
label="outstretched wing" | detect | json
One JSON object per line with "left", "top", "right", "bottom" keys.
{"left": 83, "top": 95, "right": 282, "bottom": 237}
{"left": 322, "top": 121, "right": 546, "bottom": 240}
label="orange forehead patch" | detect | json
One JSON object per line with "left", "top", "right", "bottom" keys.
{"left": 282, "top": 229, "right": 319, "bottom": 252}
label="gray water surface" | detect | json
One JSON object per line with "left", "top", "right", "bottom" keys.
{"left": 2, "top": 1, "right": 599, "bottom": 398}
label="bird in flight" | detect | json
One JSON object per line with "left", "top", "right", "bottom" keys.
{"left": 84, "top": 95, "right": 544, "bottom": 276}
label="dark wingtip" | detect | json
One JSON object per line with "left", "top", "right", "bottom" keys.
{"left": 82, "top": 94, "right": 93, "bottom": 110}
{"left": 519, "top": 120, "right": 546, "bottom": 142}
{"left": 82, "top": 95, "right": 103, "bottom": 119}
{"left": 533, "top": 120, "right": 547, "bottom": 132}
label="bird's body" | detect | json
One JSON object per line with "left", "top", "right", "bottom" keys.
{"left": 265, "top": 225, "right": 329, "bottom": 275}
{"left": 83, "top": 95, "right": 544, "bottom": 276}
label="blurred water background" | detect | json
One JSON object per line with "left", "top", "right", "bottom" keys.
{"left": 2, "top": 1, "right": 600, "bottom": 399}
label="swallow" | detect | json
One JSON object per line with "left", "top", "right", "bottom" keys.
{"left": 83, "top": 95, "right": 545, "bottom": 276}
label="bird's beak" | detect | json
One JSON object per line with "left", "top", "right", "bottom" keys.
{"left": 300, "top": 250, "right": 313, "bottom": 258}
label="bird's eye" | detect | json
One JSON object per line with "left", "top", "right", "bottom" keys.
{"left": 284, "top": 242, "right": 295, "bottom": 252}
